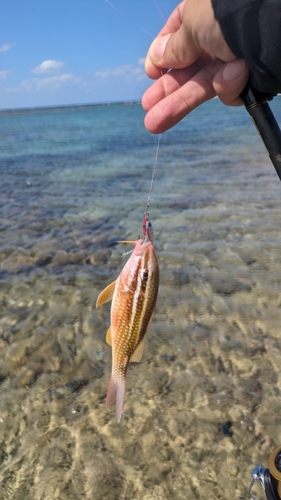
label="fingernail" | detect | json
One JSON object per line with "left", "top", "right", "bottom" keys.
{"left": 223, "top": 59, "right": 246, "bottom": 81}
{"left": 149, "top": 35, "right": 170, "bottom": 63}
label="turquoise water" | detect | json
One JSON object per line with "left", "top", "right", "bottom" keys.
{"left": 1, "top": 99, "right": 281, "bottom": 499}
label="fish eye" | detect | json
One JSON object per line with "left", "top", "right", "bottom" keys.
{"left": 141, "top": 269, "right": 149, "bottom": 281}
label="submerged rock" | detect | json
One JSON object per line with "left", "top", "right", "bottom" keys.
{"left": 35, "top": 251, "right": 54, "bottom": 266}
{"left": 52, "top": 250, "right": 72, "bottom": 265}
{"left": 202, "top": 268, "right": 252, "bottom": 295}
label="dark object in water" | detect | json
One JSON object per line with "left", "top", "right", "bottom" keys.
{"left": 221, "top": 420, "right": 233, "bottom": 437}
{"left": 65, "top": 379, "right": 89, "bottom": 393}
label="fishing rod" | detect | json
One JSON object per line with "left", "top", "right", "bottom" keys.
{"left": 241, "top": 86, "right": 281, "bottom": 499}
{"left": 240, "top": 83, "right": 281, "bottom": 180}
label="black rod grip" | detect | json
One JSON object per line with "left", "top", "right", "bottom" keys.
{"left": 241, "top": 85, "right": 281, "bottom": 181}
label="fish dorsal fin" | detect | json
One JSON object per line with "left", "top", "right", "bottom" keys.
{"left": 129, "top": 339, "right": 144, "bottom": 363}
{"left": 106, "top": 326, "right": 112, "bottom": 346}
{"left": 96, "top": 280, "right": 117, "bottom": 308}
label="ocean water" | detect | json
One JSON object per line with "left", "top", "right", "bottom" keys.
{"left": 1, "top": 98, "right": 281, "bottom": 499}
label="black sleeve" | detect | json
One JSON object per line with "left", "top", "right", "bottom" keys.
{"left": 211, "top": 0, "right": 281, "bottom": 96}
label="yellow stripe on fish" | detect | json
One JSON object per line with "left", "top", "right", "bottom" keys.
{"left": 96, "top": 238, "right": 159, "bottom": 422}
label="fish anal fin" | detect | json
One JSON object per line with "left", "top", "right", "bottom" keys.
{"left": 130, "top": 339, "right": 144, "bottom": 363}
{"left": 96, "top": 280, "right": 117, "bottom": 308}
{"left": 106, "top": 326, "right": 112, "bottom": 346}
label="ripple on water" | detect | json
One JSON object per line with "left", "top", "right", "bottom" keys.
{"left": 1, "top": 100, "right": 281, "bottom": 499}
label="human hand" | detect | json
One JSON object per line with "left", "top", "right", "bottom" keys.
{"left": 142, "top": 0, "right": 250, "bottom": 133}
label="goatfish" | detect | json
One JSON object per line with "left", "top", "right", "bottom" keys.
{"left": 96, "top": 214, "right": 159, "bottom": 422}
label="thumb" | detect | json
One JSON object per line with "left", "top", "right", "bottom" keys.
{"left": 147, "top": 27, "right": 202, "bottom": 70}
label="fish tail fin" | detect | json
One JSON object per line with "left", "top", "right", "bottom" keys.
{"left": 106, "top": 376, "right": 125, "bottom": 423}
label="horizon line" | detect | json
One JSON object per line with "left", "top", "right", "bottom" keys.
{"left": 0, "top": 99, "right": 142, "bottom": 114}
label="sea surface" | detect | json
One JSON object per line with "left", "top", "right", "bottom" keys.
{"left": 1, "top": 98, "right": 281, "bottom": 499}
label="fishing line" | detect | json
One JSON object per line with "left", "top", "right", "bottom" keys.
{"left": 104, "top": 0, "right": 154, "bottom": 39}
{"left": 103, "top": 0, "right": 167, "bottom": 223}
{"left": 145, "top": 132, "right": 163, "bottom": 215}
{"left": 153, "top": 0, "right": 167, "bottom": 23}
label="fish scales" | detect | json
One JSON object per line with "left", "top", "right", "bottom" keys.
{"left": 112, "top": 241, "right": 157, "bottom": 370}
{"left": 96, "top": 238, "right": 159, "bottom": 422}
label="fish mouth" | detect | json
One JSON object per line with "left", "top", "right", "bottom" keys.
{"left": 117, "top": 238, "right": 153, "bottom": 256}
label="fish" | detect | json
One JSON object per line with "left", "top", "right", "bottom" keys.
{"left": 96, "top": 218, "right": 159, "bottom": 422}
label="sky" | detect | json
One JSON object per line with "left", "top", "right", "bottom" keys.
{"left": 0, "top": 0, "right": 177, "bottom": 110}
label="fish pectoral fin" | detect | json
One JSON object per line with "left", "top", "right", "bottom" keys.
{"left": 129, "top": 339, "right": 144, "bottom": 363}
{"left": 96, "top": 280, "right": 117, "bottom": 308}
{"left": 106, "top": 326, "right": 112, "bottom": 346}
{"left": 129, "top": 315, "right": 153, "bottom": 363}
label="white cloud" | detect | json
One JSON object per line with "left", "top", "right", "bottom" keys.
{"left": 0, "top": 44, "right": 13, "bottom": 53}
{"left": 37, "top": 73, "right": 80, "bottom": 89}
{"left": 137, "top": 57, "right": 145, "bottom": 65}
{"left": 0, "top": 70, "right": 9, "bottom": 79}
{"left": 32, "top": 60, "right": 65, "bottom": 74}
{"left": 94, "top": 60, "right": 145, "bottom": 81}
{"left": 95, "top": 65, "right": 130, "bottom": 78}
{"left": 19, "top": 73, "right": 80, "bottom": 91}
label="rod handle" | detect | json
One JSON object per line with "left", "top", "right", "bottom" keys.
{"left": 241, "top": 85, "right": 281, "bottom": 181}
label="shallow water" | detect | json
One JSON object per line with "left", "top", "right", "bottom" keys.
{"left": 1, "top": 99, "right": 281, "bottom": 499}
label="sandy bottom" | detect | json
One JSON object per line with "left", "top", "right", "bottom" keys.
{"left": 1, "top": 204, "right": 281, "bottom": 500}
{"left": 1, "top": 151, "right": 281, "bottom": 499}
